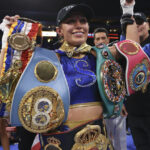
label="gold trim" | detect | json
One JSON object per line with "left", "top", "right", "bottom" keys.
{"left": 8, "top": 33, "right": 31, "bottom": 51}
{"left": 72, "top": 125, "right": 109, "bottom": 150}
{"left": 44, "top": 143, "right": 62, "bottom": 150}
{"left": 45, "top": 137, "right": 62, "bottom": 150}
{"left": 19, "top": 17, "right": 39, "bottom": 23}
{"left": 47, "top": 136, "right": 61, "bottom": 145}
{"left": 34, "top": 61, "right": 58, "bottom": 83}
{"left": 64, "top": 118, "right": 100, "bottom": 129}
{"left": 69, "top": 101, "right": 102, "bottom": 109}
{"left": 0, "top": 60, "right": 22, "bottom": 111}
{"left": 119, "top": 41, "right": 140, "bottom": 55}
{"left": 18, "top": 86, "right": 65, "bottom": 133}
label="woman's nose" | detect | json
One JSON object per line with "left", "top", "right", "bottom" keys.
{"left": 75, "top": 20, "right": 82, "bottom": 27}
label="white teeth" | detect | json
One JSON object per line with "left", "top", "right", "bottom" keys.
{"left": 73, "top": 32, "right": 83, "bottom": 35}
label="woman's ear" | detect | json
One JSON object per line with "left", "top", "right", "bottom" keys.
{"left": 56, "top": 26, "right": 63, "bottom": 37}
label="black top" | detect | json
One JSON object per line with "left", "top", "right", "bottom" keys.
{"left": 126, "top": 84, "right": 150, "bottom": 116}
{"left": 141, "top": 34, "right": 150, "bottom": 47}
{"left": 126, "top": 34, "right": 150, "bottom": 116}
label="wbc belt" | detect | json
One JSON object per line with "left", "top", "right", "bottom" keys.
{"left": 92, "top": 45, "right": 126, "bottom": 118}
{"left": 115, "top": 40, "right": 150, "bottom": 95}
{"left": 10, "top": 47, "right": 70, "bottom": 133}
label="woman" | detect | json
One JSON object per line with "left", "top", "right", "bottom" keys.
{"left": 39, "top": 4, "right": 114, "bottom": 150}
{"left": 39, "top": 4, "right": 143, "bottom": 150}
{"left": 0, "top": 3, "right": 142, "bottom": 150}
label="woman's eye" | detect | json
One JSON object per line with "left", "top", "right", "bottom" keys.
{"left": 64, "top": 18, "right": 87, "bottom": 24}
{"left": 65, "top": 19, "right": 76, "bottom": 24}
{"left": 80, "top": 19, "right": 87, "bottom": 23}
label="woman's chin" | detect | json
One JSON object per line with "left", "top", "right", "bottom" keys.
{"left": 71, "top": 40, "right": 86, "bottom": 47}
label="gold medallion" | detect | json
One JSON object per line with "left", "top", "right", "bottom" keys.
{"left": 101, "top": 59, "right": 126, "bottom": 103}
{"left": 129, "top": 59, "right": 150, "bottom": 93}
{"left": 45, "top": 137, "right": 62, "bottom": 150}
{"left": 8, "top": 33, "right": 31, "bottom": 51}
{"left": 34, "top": 61, "right": 58, "bottom": 83}
{"left": 0, "top": 60, "right": 22, "bottom": 111}
{"left": 72, "top": 125, "right": 108, "bottom": 150}
{"left": 119, "top": 41, "right": 140, "bottom": 55}
{"left": 18, "top": 86, "right": 65, "bottom": 133}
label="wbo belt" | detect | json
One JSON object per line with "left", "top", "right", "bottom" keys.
{"left": 115, "top": 40, "right": 150, "bottom": 95}
{"left": 92, "top": 45, "right": 126, "bottom": 118}
{"left": 10, "top": 47, "right": 70, "bottom": 133}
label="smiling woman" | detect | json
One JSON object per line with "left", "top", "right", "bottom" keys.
{"left": 38, "top": 4, "right": 112, "bottom": 149}
{"left": 57, "top": 14, "right": 89, "bottom": 47}
{"left": 1, "top": 0, "right": 150, "bottom": 150}
{"left": 0, "top": 3, "right": 113, "bottom": 150}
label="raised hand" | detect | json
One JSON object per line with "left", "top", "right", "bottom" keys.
{"left": 120, "top": 0, "right": 135, "bottom": 15}
{"left": 3, "top": 15, "right": 20, "bottom": 29}
{"left": 120, "top": 0, "right": 135, "bottom": 6}
{"left": 0, "top": 15, "right": 20, "bottom": 50}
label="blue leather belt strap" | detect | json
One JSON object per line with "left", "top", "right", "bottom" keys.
{"left": 10, "top": 47, "right": 70, "bottom": 126}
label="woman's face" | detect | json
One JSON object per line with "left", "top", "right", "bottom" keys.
{"left": 58, "top": 13, "right": 89, "bottom": 47}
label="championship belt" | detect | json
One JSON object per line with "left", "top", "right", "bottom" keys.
{"left": 115, "top": 40, "right": 150, "bottom": 95}
{"left": 0, "top": 18, "right": 42, "bottom": 115}
{"left": 1, "top": 17, "right": 42, "bottom": 76}
{"left": 10, "top": 47, "right": 70, "bottom": 133}
{"left": 40, "top": 119, "right": 113, "bottom": 150}
{"left": 92, "top": 45, "right": 126, "bottom": 118}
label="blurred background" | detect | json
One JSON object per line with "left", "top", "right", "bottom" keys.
{"left": 0, "top": 0, "right": 150, "bottom": 49}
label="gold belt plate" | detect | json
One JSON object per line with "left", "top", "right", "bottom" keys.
{"left": 72, "top": 125, "right": 109, "bottom": 150}
{"left": 18, "top": 86, "right": 65, "bottom": 133}
{"left": 8, "top": 33, "right": 31, "bottom": 51}
{"left": 34, "top": 61, "right": 58, "bottom": 83}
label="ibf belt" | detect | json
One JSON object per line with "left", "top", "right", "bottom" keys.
{"left": 10, "top": 47, "right": 70, "bottom": 133}
{"left": 92, "top": 45, "right": 126, "bottom": 118}
{"left": 115, "top": 40, "right": 150, "bottom": 95}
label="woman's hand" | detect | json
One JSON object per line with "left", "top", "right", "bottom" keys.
{"left": 3, "top": 15, "right": 20, "bottom": 29}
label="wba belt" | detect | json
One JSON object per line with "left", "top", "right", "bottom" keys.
{"left": 10, "top": 47, "right": 70, "bottom": 133}
{"left": 115, "top": 40, "right": 150, "bottom": 95}
{"left": 92, "top": 45, "right": 126, "bottom": 118}
{"left": 40, "top": 119, "right": 113, "bottom": 150}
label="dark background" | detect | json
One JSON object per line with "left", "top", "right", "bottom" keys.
{"left": 0, "top": 0, "right": 150, "bottom": 48}
{"left": 0, "top": 0, "right": 149, "bottom": 26}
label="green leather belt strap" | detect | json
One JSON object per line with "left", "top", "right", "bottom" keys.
{"left": 92, "top": 45, "right": 126, "bottom": 118}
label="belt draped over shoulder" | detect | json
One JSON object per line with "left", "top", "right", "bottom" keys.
{"left": 10, "top": 47, "right": 70, "bottom": 131}
{"left": 92, "top": 45, "right": 126, "bottom": 118}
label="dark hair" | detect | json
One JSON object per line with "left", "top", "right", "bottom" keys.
{"left": 93, "top": 27, "right": 109, "bottom": 39}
